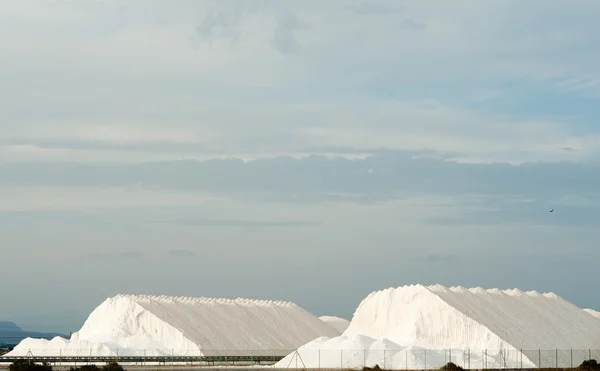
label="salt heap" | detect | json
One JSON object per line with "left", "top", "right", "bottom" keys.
{"left": 319, "top": 316, "right": 350, "bottom": 334}
{"left": 277, "top": 284, "right": 600, "bottom": 369}
{"left": 8, "top": 294, "right": 338, "bottom": 357}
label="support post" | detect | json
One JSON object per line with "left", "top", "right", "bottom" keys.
{"left": 556, "top": 349, "right": 558, "bottom": 369}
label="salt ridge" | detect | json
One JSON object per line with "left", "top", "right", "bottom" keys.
{"left": 8, "top": 293, "right": 337, "bottom": 357}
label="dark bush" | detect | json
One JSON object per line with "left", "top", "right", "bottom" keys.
{"left": 9, "top": 360, "right": 52, "bottom": 371}
{"left": 101, "top": 362, "right": 124, "bottom": 371}
{"left": 441, "top": 362, "right": 464, "bottom": 371}
{"left": 69, "top": 363, "right": 122, "bottom": 371}
{"left": 579, "top": 360, "right": 600, "bottom": 370}
{"left": 362, "top": 365, "right": 382, "bottom": 371}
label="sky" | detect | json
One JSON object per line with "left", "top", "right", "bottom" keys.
{"left": 1, "top": 0, "right": 600, "bottom": 334}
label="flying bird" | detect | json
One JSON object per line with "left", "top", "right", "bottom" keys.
{"left": 549, "top": 209, "right": 554, "bottom": 213}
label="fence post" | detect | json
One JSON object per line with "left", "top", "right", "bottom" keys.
{"left": 319, "top": 349, "right": 321, "bottom": 369}
{"left": 556, "top": 349, "right": 558, "bottom": 369}
{"left": 406, "top": 349, "right": 408, "bottom": 370}
{"left": 485, "top": 349, "right": 487, "bottom": 369}
{"left": 341, "top": 349, "right": 343, "bottom": 369}
{"left": 520, "top": 349, "right": 523, "bottom": 369}
{"left": 539, "top": 349, "right": 541, "bottom": 368}
{"left": 571, "top": 349, "right": 573, "bottom": 368}
{"left": 384, "top": 349, "right": 386, "bottom": 369}
{"left": 590, "top": 349, "right": 592, "bottom": 361}
{"left": 424, "top": 349, "right": 426, "bottom": 371}
{"left": 468, "top": 349, "right": 471, "bottom": 370}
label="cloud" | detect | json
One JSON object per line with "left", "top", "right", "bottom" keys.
{"left": 349, "top": 0, "right": 404, "bottom": 15}
{"left": 167, "top": 249, "right": 198, "bottom": 258}
{"left": 2, "top": 0, "right": 600, "bottom": 330}
{"left": 400, "top": 18, "right": 425, "bottom": 31}
{"left": 1, "top": 1, "right": 600, "bottom": 165}
{"left": 419, "top": 253, "right": 460, "bottom": 264}
{"left": 89, "top": 251, "right": 146, "bottom": 260}
{"left": 152, "top": 217, "right": 319, "bottom": 228}
{"left": 272, "top": 11, "right": 305, "bottom": 54}
{"left": 1, "top": 154, "right": 599, "bottom": 204}
{"left": 425, "top": 200, "right": 600, "bottom": 227}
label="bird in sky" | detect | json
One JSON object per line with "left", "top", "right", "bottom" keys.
{"left": 549, "top": 209, "right": 554, "bottom": 213}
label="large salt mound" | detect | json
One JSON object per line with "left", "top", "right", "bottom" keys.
{"left": 280, "top": 284, "right": 600, "bottom": 369}
{"left": 319, "top": 316, "right": 350, "bottom": 334}
{"left": 8, "top": 294, "right": 338, "bottom": 357}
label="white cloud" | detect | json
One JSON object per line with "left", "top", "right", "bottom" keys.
{"left": 0, "top": 187, "right": 221, "bottom": 212}
{"left": 1, "top": 0, "right": 599, "bottom": 163}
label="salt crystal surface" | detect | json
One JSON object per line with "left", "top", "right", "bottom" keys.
{"left": 584, "top": 308, "right": 600, "bottom": 319}
{"left": 319, "top": 316, "right": 350, "bottom": 334}
{"left": 7, "top": 294, "right": 338, "bottom": 357}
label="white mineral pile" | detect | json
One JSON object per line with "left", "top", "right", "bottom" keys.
{"left": 278, "top": 284, "right": 600, "bottom": 369}
{"left": 7, "top": 294, "right": 338, "bottom": 357}
{"left": 277, "top": 334, "right": 533, "bottom": 370}
{"left": 319, "top": 316, "right": 350, "bottom": 334}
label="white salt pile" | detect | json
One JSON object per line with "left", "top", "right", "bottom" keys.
{"left": 319, "top": 316, "right": 350, "bottom": 334}
{"left": 275, "top": 334, "right": 536, "bottom": 369}
{"left": 279, "top": 284, "right": 600, "bottom": 369}
{"left": 7, "top": 294, "right": 338, "bottom": 357}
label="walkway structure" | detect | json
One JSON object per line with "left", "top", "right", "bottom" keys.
{"left": 0, "top": 354, "right": 285, "bottom": 366}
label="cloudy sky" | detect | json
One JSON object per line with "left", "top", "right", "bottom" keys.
{"left": 1, "top": 0, "right": 600, "bottom": 333}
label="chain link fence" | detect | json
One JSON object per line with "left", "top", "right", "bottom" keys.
{"left": 3, "top": 348, "right": 600, "bottom": 369}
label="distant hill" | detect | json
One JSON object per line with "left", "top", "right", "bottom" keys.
{"left": 0, "top": 321, "right": 67, "bottom": 345}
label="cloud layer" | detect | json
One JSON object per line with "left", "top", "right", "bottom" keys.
{"left": 1, "top": 0, "right": 600, "bottom": 333}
